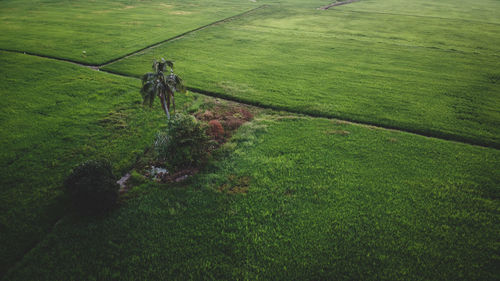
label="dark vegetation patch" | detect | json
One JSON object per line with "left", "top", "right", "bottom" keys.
{"left": 217, "top": 175, "right": 251, "bottom": 194}
{"left": 0, "top": 51, "right": 171, "bottom": 276}
{"left": 117, "top": 97, "right": 256, "bottom": 189}
{"left": 487, "top": 73, "right": 500, "bottom": 84}
{"left": 4, "top": 116, "right": 499, "bottom": 280}
{"left": 98, "top": 109, "right": 129, "bottom": 130}
{"left": 64, "top": 160, "right": 119, "bottom": 215}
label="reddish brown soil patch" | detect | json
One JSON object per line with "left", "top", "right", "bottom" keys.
{"left": 218, "top": 175, "right": 251, "bottom": 194}
{"left": 195, "top": 104, "right": 254, "bottom": 145}
{"left": 207, "top": 120, "right": 225, "bottom": 142}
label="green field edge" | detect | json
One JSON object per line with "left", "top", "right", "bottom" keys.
{"left": 340, "top": 9, "right": 500, "bottom": 26}
{"left": 0, "top": 48, "right": 98, "bottom": 67}
{"left": 0, "top": 48, "right": 497, "bottom": 150}
{"left": 100, "top": 68, "right": 500, "bottom": 150}
{"left": 99, "top": 5, "right": 269, "bottom": 67}
{"left": 0, "top": 5, "right": 268, "bottom": 67}
{"left": 318, "top": 0, "right": 360, "bottom": 10}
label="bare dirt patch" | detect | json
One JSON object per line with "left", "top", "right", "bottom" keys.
{"left": 169, "top": 11, "right": 193, "bottom": 15}
{"left": 326, "top": 129, "right": 350, "bottom": 136}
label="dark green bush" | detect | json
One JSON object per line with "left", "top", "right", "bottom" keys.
{"left": 63, "top": 159, "right": 119, "bottom": 215}
{"left": 154, "top": 113, "right": 211, "bottom": 171}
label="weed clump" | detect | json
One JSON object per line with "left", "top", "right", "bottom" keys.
{"left": 154, "top": 113, "right": 211, "bottom": 171}
{"left": 64, "top": 159, "right": 119, "bottom": 215}
{"left": 207, "top": 120, "right": 225, "bottom": 142}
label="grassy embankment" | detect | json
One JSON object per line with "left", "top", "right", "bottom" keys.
{"left": 104, "top": 3, "right": 500, "bottom": 148}
{"left": 4, "top": 114, "right": 499, "bottom": 280}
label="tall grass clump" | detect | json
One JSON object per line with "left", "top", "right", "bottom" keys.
{"left": 154, "top": 113, "right": 211, "bottom": 171}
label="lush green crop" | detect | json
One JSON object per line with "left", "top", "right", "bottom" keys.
{"left": 104, "top": 4, "right": 500, "bottom": 147}
{"left": 1, "top": 0, "right": 499, "bottom": 279}
{"left": 0, "top": 51, "right": 191, "bottom": 275}
{"left": 343, "top": 0, "right": 500, "bottom": 23}
{"left": 5, "top": 115, "right": 499, "bottom": 280}
{"left": 0, "top": 0, "right": 261, "bottom": 64}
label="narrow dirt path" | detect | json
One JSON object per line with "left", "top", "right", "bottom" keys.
{"left": 318, "top": 0, "right": 360, "bottom": 10}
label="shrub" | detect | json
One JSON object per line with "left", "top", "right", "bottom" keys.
{"left": 129, "top": 170, "right": 147, "bottom": 186}
{"left": 63, "top": 159, "right": 119, "bottom": 215}
{"left": 239, "top": 108, "right": 254, "bottom": 121}
{"left": 207, "top": 120, "right": 225, "bottom": 141}
{"left": 224, "top": 117, "right": 244, "bottom": 131}
{"left": 154, "top": 113, "right": 210, "bottom": 170}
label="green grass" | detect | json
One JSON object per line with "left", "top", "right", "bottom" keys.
{"left": 1, "top": 0, "right": 499, "bottom": 279}
{"left": 104, "top": 3, "right": 500, "bottom": 148}
{"left": 4, "top": 114, "right": 499, "bottom": 280}
{"left": 342, "top": 0, "right": 500, "bottom": 24}
{"left": 0, "top": 0, "right": 260, "bottom": 64}
{"left": 0, "top": 51, "right": 194, "bottom": 275}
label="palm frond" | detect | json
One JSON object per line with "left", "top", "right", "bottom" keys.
{"left": 174, "top": 74, "right": 186, "bottom": 93}
{"left": 140, "top": 81, "right": 155, "bottom": 107}
{"left": 141, "top": 72, "right": 156, "bottom": 84}
{"left": 140, "top": 81, "right": 154, "bottom": 95}
{"left": 141, "top": 58, "right": 185, "bottom": 120}
{"left": 152, "top": 59, "right": 157, "bottom": 72}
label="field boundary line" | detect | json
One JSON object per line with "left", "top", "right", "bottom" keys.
{"left": 98, "top": 5, "right": 269, "bottom": 68}
{"left": 318, "top": 0, "right": 360, "bottom": 10}
{"left": 99, "top": 68, "right": 499, "bottom": 150}
{"left": 0, "top": 5, "right": 268, "bottom": 69}
{"left": 185, "top": 86, "right": 499, "bottom": 150}
{"left": 0, "top": 48, "right": 99, "bottom": 69}
{"left": 0, "top": 49, "right": 497, "bottom": 150}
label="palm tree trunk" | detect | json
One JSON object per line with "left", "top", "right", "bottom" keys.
{"left": 166, "top": 91, "right": 171, "bottom": 111}
{"left": 171, "top": 92, "right": 175, "bottom": 114}
{"left": 159, "top": 93, "right": 170, "bottom": 120}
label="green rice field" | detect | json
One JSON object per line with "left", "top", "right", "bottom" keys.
{"left": 0, "top": 0, "right": 499, "bottom": 279}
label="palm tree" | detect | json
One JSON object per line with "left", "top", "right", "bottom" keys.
{"left": 140, "top": 58, "right": 186, "bottom": 120}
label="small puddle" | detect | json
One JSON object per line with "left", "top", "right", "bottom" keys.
{"left": 150, "top": 166, "right": 168, "bottom": 177}
{"left": 117, "top": 173, "right": 131, "bottom": 193}
{"left": 116, "top": 165, "right": 196, "bottom": 194}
